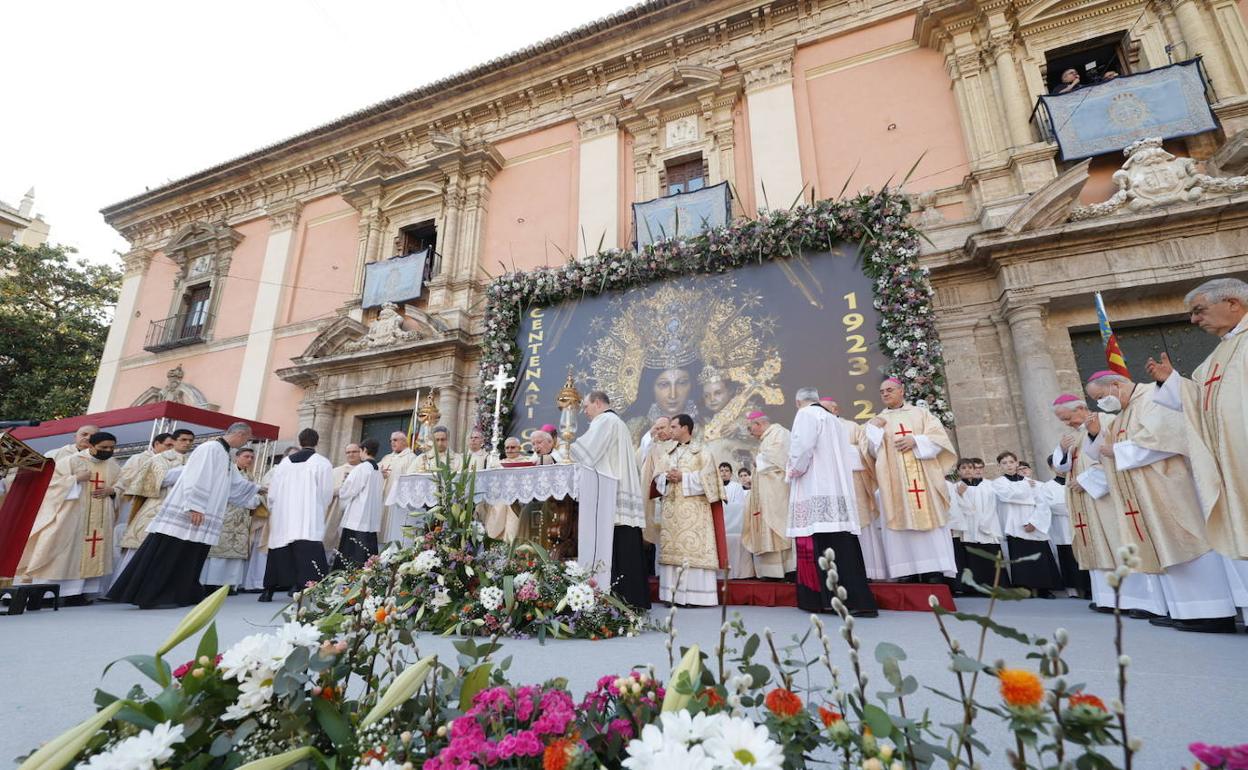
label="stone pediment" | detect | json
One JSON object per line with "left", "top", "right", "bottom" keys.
{"left": 1016, "top": 0, "right": 1109, "bottom": 26}
{"left": 343, "top": 151, "right": 409, "bottom": 186}
{"left": 131, "top": 364, "right": 219, "bottom": 410}
{"left": 298, "top": 305, "right": 451, "bottom": 361}
{"left": 164, "top": 221, "right": 242, "bottom": 257}
{"left": 1001, "top": 158, "right": 1090, "bottom": 233}
{"left": 632, "top": 64, "right": 727, "bottom": 109}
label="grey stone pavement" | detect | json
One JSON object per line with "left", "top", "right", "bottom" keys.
{"left": 3, "top": 594, "right": 1244, "bottom": 767}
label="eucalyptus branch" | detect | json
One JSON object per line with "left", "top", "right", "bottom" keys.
{"left": 763, "top": 627, "right": 792, "bottom": 691}
{"left": 931, "top": 606, "right": 975, "bottom": 769}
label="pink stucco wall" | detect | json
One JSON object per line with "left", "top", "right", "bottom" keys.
{"left": 481, "top": 121, "right": 580, "bottom": 272}
{"left": 123, "top": 251, "right": 178, "bottom": 358}
{"left": 282, "top": 195, "right": 359, "bottom": 325}
{"left": 259, "top": 331, "right": 318, "bottom": 435}
{"left": 108, "top": 346, "right": 248, "bottom": 413}
{"left": 794, "top": 15, "right": 969, "bottom": 199}
{"left": 212, "top": 218, "right": 269, "bottom": 341}
{"left": 733, "top": 96, "right": 757, "bottom": 215}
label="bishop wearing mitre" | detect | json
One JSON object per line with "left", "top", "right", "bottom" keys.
{"left": 572, "top": 390, "right": 651, "bottom": 609}
{"left": 864, "top": 377, "right": 958, "bottom": 581}
{"left": 379, "top": 431, "right": 422, "bottom": 544}
{"left": 650, "top": 413, "right": 727, "bottom": 606}
{"left": 1049, "top": 395, "right": 1166, "bottom": 615}
{"left": 1148, "top": 277, "right": 1248, "bottom": 610}
{"left": 16, "top": 432, "right": 122, "bottom": 604}
{"left": 1085, "top": 371, "right": 1237, "bottom": 632}
{"left": 742, "top": 411, "right": 794, "bottom": 579}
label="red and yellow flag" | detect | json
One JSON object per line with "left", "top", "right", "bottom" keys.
{"left": 1094, "top": 293, "right": 1130, "bottom": 377}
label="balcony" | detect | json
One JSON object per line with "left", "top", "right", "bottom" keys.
{"left": 1032, "top": 58, "right": 1216, "bottom": 161}
{"left": 144, "top": 312, "right": 212, "bottom": 353}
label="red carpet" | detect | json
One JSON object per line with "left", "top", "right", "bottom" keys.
{"left": 647, "top": 577, "right": 955, "bottom": 612}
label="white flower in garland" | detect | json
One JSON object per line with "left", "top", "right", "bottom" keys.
{"left": 430, "top": 588, "right": 451, "bottom": 609}
{"left": 480, "top": 586, "right": 504, "bottom": 612}
{"left": 513, "top": 571, "right": 535, "bottom": 587}
{"left": 565, "top": 583, "right": 595, "bottom": 612}
{"left": 218, "top": 622, "right": 321, "bottom": 721}
{"left": 411, "top": 548, "right": 442, "bottom": 575}
{"left": 81, "top": 721, "right": 184, "bottom": 770}
{"left": 563, "top": 560, "right": 587, "bottom": 580}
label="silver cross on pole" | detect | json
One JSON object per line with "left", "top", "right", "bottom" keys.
{"left": 487, "top": 365, "right": 516, "bottom": 459}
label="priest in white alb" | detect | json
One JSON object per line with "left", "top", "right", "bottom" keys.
{"left": 46, "top": 424, "right": 99, "bottom": 463}
{"left": 16, "top": 431, "right": 122, "bottom": 605}
{"left": 864, "top": 377, "right": 957, "bottom": 581}
{"left": 742, "top": 411, "right": 794, "bottom": 579}
{"left": 1147, "top": 277, "right": 1248, "bottom": 616}
{"left": 323, "top": 443, "right": 361, "bottom": 553}
{"left": 107, "top": 432, "right": 174, "bottom": 591}
{"left": 820, "top": 397, "right": 888, "bottom": 579}
{"left": 571, "top": 390, "right": 651, "bottom": 609}
{"left": 108, "top": 423, "right": 260, "bottom": 609}
{"left": 786, "top": 389, "right": 877, "bottom": 616}
{"left": 333, "top": 437, "right": 384, "bottom": 570}
{"left": 1086, "top": 370, "right": 1237, "bottom": 632}
{"left": 262, "top": 428, "right": 335, "bottom": 601}
{"left": 379, "top": 431, "right": 422, "bottom": 543}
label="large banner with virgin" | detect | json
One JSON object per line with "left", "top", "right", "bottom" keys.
{"left": 510, "top": 247, "right": 890, "bottom": 468}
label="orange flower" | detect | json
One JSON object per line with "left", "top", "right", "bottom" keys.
{"left": 702, "top": 687, "right": 725, "bottom": 708}
{"left": 543, "top": 736, "right": 576, "bottom": 770}
{"left": 1068, "top": 692, "right": 1107, "bottom": 711}
{"left": 998, "top": 668, "right": 1045, "bottom": 708}
{"left": 375, "top": 609, "right": 388, "bottom": 623}
{"left": 765, "top": 688, "right": 804, "bottom": 718}
{"left": 819, "top": 706, "right": 843, "bottom": 727}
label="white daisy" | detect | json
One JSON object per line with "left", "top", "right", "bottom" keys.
{"left": 702, "top": 716, "right": 784, "bottom": 769}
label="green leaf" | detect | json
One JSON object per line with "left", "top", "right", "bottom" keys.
{"left": 17, "top": 700, "right": 125, "bottom": 770}
{"left": 950, "top": 654, "right": 987, "bottom": 673}
{"left": 862, "top": 704, "right": 894, "bottom": 738}
{"left": 195, "top": 622, "right": 219, "bottom": 663}
{"left": 102, "top": 655, "right": 172, "bottom": 686}
{"left": 742, "top": 634, "right": 760, "bottom": 661}
{"left": 313, "top": 698, "right": 352, "bottom": 749}
{"left": 932, "top": 607, "right": 1045, "bottom": 645}
{"left": 458, "top": 663, "right": 494, "bottom": 710}
{"left": 874, "top": 641, "right": 907, "bottom": 663}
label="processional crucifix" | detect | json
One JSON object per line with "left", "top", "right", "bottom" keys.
{"left": 487, "top": 365, "right": 516, "bottom": 460}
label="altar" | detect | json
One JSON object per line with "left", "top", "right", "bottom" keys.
{"left": 389, "top": 463, "right": 619, "bottom": 588}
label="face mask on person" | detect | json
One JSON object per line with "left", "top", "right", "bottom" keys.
{"left": 1096, "top": 395, "right": 1122, "bottom": 413}
{"left": 93, "top": 450, "right": 115, "bottom": 461}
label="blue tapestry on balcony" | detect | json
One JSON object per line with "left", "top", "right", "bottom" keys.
{"left": 1039, "top": 59, "right": 1216, "bottom": 161}
{"left": 633, "top": 181, "right": 732, "bottom": 248}
{"left": 362, "top": 249, "right": 428, "bottom": 309}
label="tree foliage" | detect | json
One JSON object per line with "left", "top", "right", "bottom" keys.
{"left": 0, "top": 241, "right": 121, "bottom": 420}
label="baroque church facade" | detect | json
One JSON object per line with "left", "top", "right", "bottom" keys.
{"left": 90, "top": 0, "right": 1248, "bottom": 469}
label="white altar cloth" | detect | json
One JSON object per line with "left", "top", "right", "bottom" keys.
{"left": 390, "top": 463, "right": 618, "bottom": 588}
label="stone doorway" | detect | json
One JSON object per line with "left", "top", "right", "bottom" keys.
{"left": 359, "top": 412, "right": 414, "bottom": 460}
{"left": 1069, "top": 318, "right": 1218, "bottom": 385}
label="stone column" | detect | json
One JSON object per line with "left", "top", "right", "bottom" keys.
{"left": 87, "top": 248, "right": 150, "bottom": 412}
{"left": 352, "top": 207, "right": 382, "bottom": 296}
{"left": 438, "top": 175, "right": 464, "bottom": 279}
{"left": 1173, "top": 0, "right": 1239, "bottom": 98}
{"left": 312, "top": 400, "right": 339, "bottom": 449}
{"left": 233, "top": 200, "right": 302, "bottom": 419}
{"left": 742, "top": 46, "right": 805, "bottom": 208}
{"left": 987, "top": 26, "right": 1035, "bottom": 148}
{"left": 1005, "top": 303, "right": 1063, "bottom": 479}
{"left": 576, "top": 109, "right": 621, "bottom": 255}
{"left": 437, "top": 385, "right": 461, "bottom": 441}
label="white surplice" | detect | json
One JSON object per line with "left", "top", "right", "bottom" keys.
{"left": 990, "top": 477, "right": 1052, "bottom": 542}
{"left": 786, "top": 404, "right": 858, "bottom": 536}
{"left": 266, "top": 452, "right": 335, "bottom": 550}
{"left": 721, "top": 479, "right": 753, "bottom": 578}
{"left": 338, "top": 461, "right": 383, "bottom": 533}
{"left": 953, "top": 482, "right": 1002, "bottom": 545}
{"left": 147, "top": 440, "right": 260, "bottom": 546}
{"left": 570, "top": 410, "right": 644, "bottom": 527}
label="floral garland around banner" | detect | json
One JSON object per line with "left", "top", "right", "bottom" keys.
{"left": 477, "top": 190, "right": 950, "bottom": 436}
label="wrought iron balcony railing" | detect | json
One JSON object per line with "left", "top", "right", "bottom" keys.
{"left": 144, "top": 312, "right": 212, "bottom": 353}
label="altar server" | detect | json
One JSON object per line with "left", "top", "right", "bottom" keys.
{"left": 262, "top": 428, "right": 335, "bottom": 601}
{"left": 991, "top": 451, "right": 1062, "bottom": 598}
{"left": 333, "top": 438, "right": 384, "bottom": 571}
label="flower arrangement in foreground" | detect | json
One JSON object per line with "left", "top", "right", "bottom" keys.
{"left": 23, "top": 531, "right": 1220, "bottom": 769}
{"left": 299, "top": 460, "right": 644, "bottom": 642}
{"left": 477, "top": 189, "right": 951, "bottom": 432}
